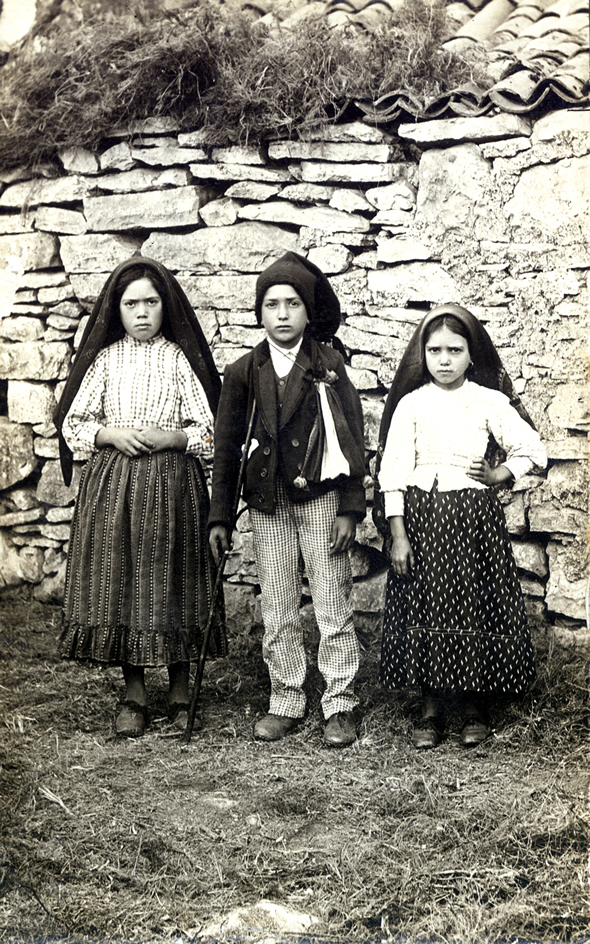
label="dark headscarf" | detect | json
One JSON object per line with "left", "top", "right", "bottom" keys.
{"left": 372, "top": 303, "right": 538, "bottom": 534}
{"left": 255, "top": 251, "right": 342, "bottom": 346}
{"left": 54, "top": 257, "right": 221, "bottom": 486}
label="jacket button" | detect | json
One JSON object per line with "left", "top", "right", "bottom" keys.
{"left": 263, "top": 446, "right": 270, "bottom": 455}
{"left": 291, "top": 438, "right": 299, "bottom": 447}
{"left": 260, "top": 468, "right": 268, "bottom": 477}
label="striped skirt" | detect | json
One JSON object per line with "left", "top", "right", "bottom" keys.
{"left": 380, "top": 485, "right": 535, "bottom": 695}
{"left": 59, "top": 447, "right": 227, "bottom": 666}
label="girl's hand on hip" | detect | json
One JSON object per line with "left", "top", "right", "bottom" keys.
{"left": 96, "top": 427, "right": 152, "bottom": 457}
{"left": 329, "top": 515, "right": 356, "bottom": 555}
{"left": 467, "top": 458, "right": 513, "bottom": 486}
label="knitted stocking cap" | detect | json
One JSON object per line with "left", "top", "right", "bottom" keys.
{"left": 255, "top": 251, "right": 341, "bottom": 342}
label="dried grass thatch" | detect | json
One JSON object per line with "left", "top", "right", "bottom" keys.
{"left": 0, "top": 0, "right": 490, "bottom": 170}
{"left": 0, "top": 587, "right": 588, "bottom": 944}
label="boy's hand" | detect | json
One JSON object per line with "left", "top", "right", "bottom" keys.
{"left": 329, "top": 515, "right": 356, "bottom": 555}
{"left": 209, "top": 525, "right": 230, "bottom": 565}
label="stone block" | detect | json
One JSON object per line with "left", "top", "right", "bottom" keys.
{"left": 34, "top": 437, "right": 61, "bottom": 458}
{"left": 237, "top": 201, "right": 370, "bottom": 233}
{"left": 296, "top": 162, "right": 410, "bottom": 184}
{"left": 360, "top": 396, "right": 384, "bottom": 452}
{"left": 211, "top": 146, "right": 266, "bottom": 165}
{"left": 225, "top": 181, "right": 283, "bottom": 201}
{"left": 505, "top": 155, "right": 590, "bottom": 244}
{"left": 0, "top": 531, "right": 25, "bottom": 587}
{"left": 309, "top": 121, "right": 392, "bottom": 144}
{"left": 190, "top": 163, "right": 294, "bottom": 183}
{"left": 528, "top": 501, "right": 585, "bottom": 536}
{"left": 329, "top": 189, "right": 372, "bottom": 213}
{"left": 69, "top": 276, "right": 106, "bottom": 307}
{"left": 532, "top": 108, "right": 590, "bottom": 154}
{"left": 59, "top": 234, "right": 143, "bottom": 273}
{"left": 0, "top": 213, "right": 36, "bottom": 234}
{"left": 547, "top": 383, "right": 589, "bottom": 432}
{"left": 544, "top": 438, "right": 588, "bottom": 461}
{"left": 0, "top": 317, "right": 45, "bottom": 341}
{"left": 307, "top": 244, "right": 353, "bottom": 275}
{"left": 18, "top": 544, "right": 45, "bottom": 583}
{"left": 59, "top": 147, "right": 100, "bottom": 175}
{"left": 0, "top": 418, "right": 37, "bottom": 488}
{"left": 8, "top": 381, "right": 56, "bottom": 425}
{"left": 0, "top": 233, "right": 60, "bottom": 270}
{"left": 46, "top": 506, "right": 74, "bottom": 522}
{"left": 365, "top": 180, "right": 417, "bottom": 211}
{"left": 503, "top": 493, "right": 527, "bottom": 536}
{"left": 36, "top": 460, "right": 81, "bottom": 506}
{"left": 0, "top": 341, "right": 71, "bottom": 380}
{"left": 97, "top": 167, "right": 190, "bottom": 193}
{"left": 368, "top": 262, "right": 458, "bottom": 307}
{"left": 35, "top": 207, "right": 88, "bottom": 235}
{"left": 0, "top": 507, "right": 42, "bottom": 526}
{"left": 351, "top": 570, "right": 387, "bottom": 613}
{"left": 415, "top": 144, "right": 494, "bottom": 240}
{"left": 99, "top": 142, "right": 135, "bottom": 171}
{"left": 545, "top": 541, "right": 587, "bottom": 621}
{"left": 131, "top": 145, "right": 207, "bottom": 165}
{"left": 143, "top": 222, "right": 299, "bottom": 273}
{"left": 222, "top": 582, "right": 258, "bottom": 631}
{"left": 270, "top": 142, "right": 395, "bottom": 162}
{"left": 0, "top": 176, "right": 88, "bottom": 208}
{"left": 376, "top": 238, "right": 433, "bottom": 264}
{"left": 511, "top": 539, "right": 548, "bottom": 577}
{"left": 347, "top": 365, "right": 379, "bottom": 391}
{"left": 280, "top": 183, "right": 334, "bottom": 203}
{"left": 199, "top": 198, "right": 240, "bottom": 227}
{"left": 33, "top": 559, "right": 67, "bottom": 603}
{"left": 398, "top": 113, "right": 531, "bottom": 145}
{"left": 84, "top": 187, "right": 211, "bottom": 231}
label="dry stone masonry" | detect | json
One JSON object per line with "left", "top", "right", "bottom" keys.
{"left": 0, "top": 109, "right": 588, "bottom": 644}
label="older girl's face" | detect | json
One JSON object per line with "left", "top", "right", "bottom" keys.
{"left": 119, "top": 278, "right": 163, "bottom": 341}
{"left": 425, "top": 325, "right": 471, "bottom": 390}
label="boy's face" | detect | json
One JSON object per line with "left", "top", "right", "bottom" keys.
{"left": 261, "top": 284, "right": 308, "bottom": 349}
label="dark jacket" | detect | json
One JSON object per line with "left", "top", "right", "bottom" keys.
{"left": 208, "top": 336, "right": 366, "bottom": 528}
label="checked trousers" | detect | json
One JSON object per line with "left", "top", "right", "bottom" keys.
{"left": 250, "top": 479, "right": 360, "bottom": 720}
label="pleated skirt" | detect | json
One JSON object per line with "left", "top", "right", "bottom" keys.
{"left": 380, "top": 485, "right": 535, "bottom": 695}
{"left": 59, "top": 447, "right": 227, "bottom": 666}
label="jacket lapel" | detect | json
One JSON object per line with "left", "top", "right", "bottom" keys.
{"left": 253, "top": 342, "right": 278, "bottom": 440}
{"left": 279, "top": 345, "right": 313, "bottom": 429}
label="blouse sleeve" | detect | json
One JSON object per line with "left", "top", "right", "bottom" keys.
{"left": 176, "top": 351, "right": 215, "bottom": 458}
{"left": 378, "top": 393, "right": 417, "bottom": 517}
{"left": 61, "top": 354, "right": 107, "bottom": 455}
{"left": 487, "top": 391, "right": 547, "bottom": 479}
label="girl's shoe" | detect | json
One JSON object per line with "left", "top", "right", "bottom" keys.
{"left": 116, "top": 701, "right": 147, "bottom": 737}
{"left": 168, "top": 702, "right": 191, "bottom": 732}
{"left": 412, "top": 716, "right": 443, "bottom": 749}
{"left": 460, "top": 716, "right": 490, "bottom": 746}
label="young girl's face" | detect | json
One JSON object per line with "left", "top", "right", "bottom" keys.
{"left": 261, "top": 284, "right": 308, "bottom": 349}
{"left": 119, "top": 278, "right": 164, "bottom": 341}
{"left": 425, "top": 325, "right": 471, "bottom": 390}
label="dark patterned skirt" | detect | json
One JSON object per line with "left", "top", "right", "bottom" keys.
{"left": 380, "top": 485, "right": 535, "bottom": 695}
{"left": 59, "top": 447, "right": 227, "bottom": 666}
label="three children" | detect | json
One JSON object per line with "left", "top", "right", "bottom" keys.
{"left": 57, "top": 255, "right": 545, "bottom": 750}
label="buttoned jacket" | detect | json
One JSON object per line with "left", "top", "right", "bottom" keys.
{"left": 208, "top": 336, "right": 366, "bottom": 528}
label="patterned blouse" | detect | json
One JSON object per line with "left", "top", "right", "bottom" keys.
{"left": 379, "top": 380, "right": 547, "bottom": 518}
{"left": 62, "top": 333, "right": 214, "bottom": 460}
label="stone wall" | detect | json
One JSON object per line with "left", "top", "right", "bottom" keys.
{"left": 0, "top": 108, "right": 588, "bottom": 642}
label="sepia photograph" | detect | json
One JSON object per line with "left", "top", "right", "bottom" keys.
{"left": 0, "top": 0, "right": 588, "bottom": 942}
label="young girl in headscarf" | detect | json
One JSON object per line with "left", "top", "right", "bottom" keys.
{"left": 54, "top": 257, "right": 226, "bottom": 737}
{"left": 375, "top": 304, "right": 547, "bottom": 749}
{"left": 209, "top": 252, "right": 367, "bottom": 747}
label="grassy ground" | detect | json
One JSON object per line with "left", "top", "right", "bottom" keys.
{"left": 0, "top": 587, "right": 588, "bottom": 944}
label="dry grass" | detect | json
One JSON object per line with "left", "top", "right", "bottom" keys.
{"left": 0, "top": 0, "right": 490, "bottom": 169}
{"left": 0, "top": 586, "right": 588, "bottom": 944}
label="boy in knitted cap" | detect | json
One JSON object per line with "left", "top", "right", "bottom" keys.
{"left": 209, "top": 252, "right": 366, "bottom": 746}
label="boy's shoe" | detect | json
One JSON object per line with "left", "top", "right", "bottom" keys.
{"left": 254, "top": 713, "right": 299, "bottom": 741}
{"left": 324, "top": 711, "right": 356, "bottom": 747}
{"left": 412, "top": 717, "right": 443, "bottom": 749}
{"left": 115, "top": 701, "right": 147, "bottom": 738}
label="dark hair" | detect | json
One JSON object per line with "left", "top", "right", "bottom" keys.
{"left": 112, "top": 263, "right": 173, "bottom": 340}
{"left": 423, "top": 313, "right": 471, "bottom": 348}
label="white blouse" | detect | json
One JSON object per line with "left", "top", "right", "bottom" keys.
{"left": 62, "top": 333, "right": 214, "bottom": 460}
{"left": 379, "top": 380, "right": 547, "bottom": 518}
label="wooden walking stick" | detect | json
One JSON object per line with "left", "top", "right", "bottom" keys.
{"left": 182, "top": 395, "right": 257, "bottom": 745}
